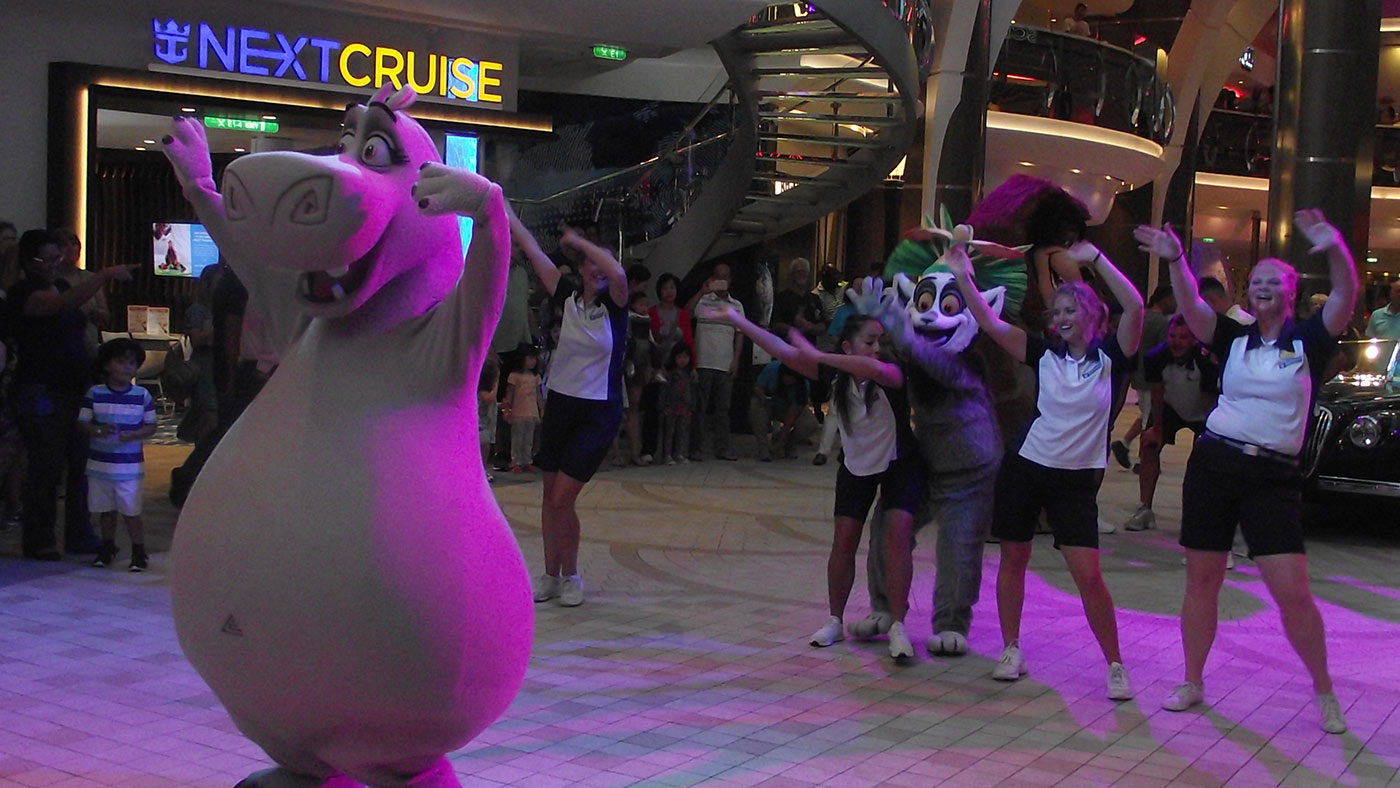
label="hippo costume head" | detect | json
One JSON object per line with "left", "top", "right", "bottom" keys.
{"left": 169, "top": 84, "right": 469, "bottom": 323}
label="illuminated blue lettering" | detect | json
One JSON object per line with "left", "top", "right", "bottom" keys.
{"left": 447, "top": 59, "right": 477, "bottom": 101}
{"left": 239, "top": 28, "right": 272, "bottom": 76}
{"left": 273, "top": 33, "right": 309, "bottom": 79}
{"left": 309, "top": 38, "right": 340, "bottom": 82}
{"left": 199, "top": 24, "right": 235, "bottom": 71}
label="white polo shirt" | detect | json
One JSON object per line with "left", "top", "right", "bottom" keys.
{"left": 1017, "top": 333, "right": 1130, "bottom": 470}
{"left": 545, "top": 281, "right": 627, "bottom": 401}
{"left": 694, "top": 293, "right": 743, "bottom": 371}
{"left": 1204, "top": 314, "right": 1337, "bottom": 456}
{"left": 1143, "top": 343, "right": 1218, "bottom": 424}
{"left": 819, "top": 363, "right": 917, "bottom": 476}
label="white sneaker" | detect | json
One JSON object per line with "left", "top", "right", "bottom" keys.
{"left": 532, "top": 574, "right": 560, "bottom": 603}
{"left": 992, "top": 645, "right": 1027, "bottom": 681}
{"left": 1227, "top": 552, "right": 1235, "bottom": 570}
{"left": 1098, "top": 517, "right": 1117, "bottom": 534}
{"left": 888, "top": 621, "right": 914, "bottom": 660}
{"left": 1161, "top": 681, "right": 1205, "bottom": 711}
{"left": 558, "top": 574, "right": 584, "bottom": 607}
{"left": 927, "top": 630, "right": 969, "bottom": 656}
{"left": 1124, "top": 505, "right": 1155, "bottom": 531}
{"left": 810, "top": 615, "right": 844, "bottom": 648}
{"left": 1317, "top": 692, "right": 1347, "bottom": 734}
{"left": 847, "top": 612, "right": 892, "bottom": 641}
{"left": 1107, "top": 662, "right": 1134, "bottom": 700}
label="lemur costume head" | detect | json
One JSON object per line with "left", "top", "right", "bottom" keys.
{"left": 881, "top": 206, "right": 1029, "bottom": 352}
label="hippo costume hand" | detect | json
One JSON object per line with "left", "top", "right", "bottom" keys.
{"left": 415, "top": 163, "right": 498, "bottom": 218}
{"left": 162, "top": 116, "right": 215, "bottom": 195}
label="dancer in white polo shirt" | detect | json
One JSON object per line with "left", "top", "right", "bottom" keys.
{"left": 1136, "top": 211, "right": 1357, "bottom": 734}
{"left": 947, "top": 234, "right": 1143, "bottom": 700}
{"left": 509, "top": 209, "right": 628, "bottom": 608}
{"left": 702, "top": 304, "right": 924, "bottom": 661}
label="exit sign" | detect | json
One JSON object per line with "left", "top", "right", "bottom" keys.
{"left": 592, "top": 45, "right": 627, "bottom": 61}
{"left": 204, "top": 116, "right": 280, "bottom": 133}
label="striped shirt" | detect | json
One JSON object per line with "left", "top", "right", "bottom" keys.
{"left": 78, "top": 384, "right": 156, "bottom": 479}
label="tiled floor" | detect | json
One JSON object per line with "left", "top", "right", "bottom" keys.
{"left": 1, "top": 416, "right": 1398, "bottom": 788}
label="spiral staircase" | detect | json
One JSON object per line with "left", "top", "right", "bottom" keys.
{"left": 515, "top": 0, "right": 928, "bottom": 280}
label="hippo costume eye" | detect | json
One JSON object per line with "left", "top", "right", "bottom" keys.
{"left": 361, "top": 133, "right": 398, "bottom": 168}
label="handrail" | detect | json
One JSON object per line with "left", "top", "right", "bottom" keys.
{"left": 507, "top": 132, "right": 733, "bottom": 205}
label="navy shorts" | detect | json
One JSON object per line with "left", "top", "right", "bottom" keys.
{"left": 834, "top": 455, "right": 923, "bottom": 521}
{"left": 991, "top": 453, "right": 1104, "bottom": 549}
{"left": 1180, "top": 434, "right": 1304, "bottom": 556}
{"left": 1156, "top": 404, "right": 1206, "bottom": 446}
{"left": 535, "top": 391, "right": 623, "bottom": 483}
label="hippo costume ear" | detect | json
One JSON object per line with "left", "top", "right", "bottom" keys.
{"left": 369, "top": 84, "right": 417, "bottom": 111}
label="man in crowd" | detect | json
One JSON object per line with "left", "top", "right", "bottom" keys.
{"left": 691, "top": 263, "right": 744, "bottom": 461}
{"left": 1366, "top": 279, "right": 1400, "bottom": 339}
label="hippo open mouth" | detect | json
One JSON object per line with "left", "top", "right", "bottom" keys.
{"left": 298, "top": 233, "right": 384, "bottom": 304}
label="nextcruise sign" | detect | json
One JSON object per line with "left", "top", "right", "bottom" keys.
{"left": 152, "top": 19, "right": 507, "bottom": 105}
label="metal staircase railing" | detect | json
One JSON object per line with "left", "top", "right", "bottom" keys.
{"left": 511, "top": 0, "right": 926, "bottom": 281}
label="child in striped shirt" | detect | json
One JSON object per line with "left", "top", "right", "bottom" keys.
{"left": 78, "top": 338, "right": 157, "bottom": 571}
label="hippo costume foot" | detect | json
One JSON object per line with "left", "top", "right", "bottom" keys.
{"left": 235, "top": 768, "right": 361, "bottom": 788}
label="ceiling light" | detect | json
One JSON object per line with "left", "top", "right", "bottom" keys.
{"left": 1070, "top": 168, "right": 1082, "bottom": 174}
{"left": 1018, "top": 161, "right": 1035, "bottom": 166}
{"left": 1105, "top": 175, "right": 1114, "bottom": 181}
{"left": 180, "top": 106, "right": 197, "bottom": 112}
{"left": 143, "top": 139, "right": 156, "bottom": 144}
{"left": 1367, "top": 256, "right": 1379, "bottom": 263}
{"left": 134, "top": 146, "right": 146, "bottom": 151}
{"left": 261, "top": 114, "right": 277, "bottom": 120}
{"left": 233, "top": 147, "right": 246, "bottom": 152}
{"left": 1217, "top": 205, "right": 1229, "bottom": 209}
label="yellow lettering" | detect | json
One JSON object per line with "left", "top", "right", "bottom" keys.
{"left": 406, "top": 51, "right": 437, "bottom": 94}
{"left": 479, "top": 60, "right": 503, "bottom": 103}
{"left": 375, "top": 47, "right": 404, "bottom": 90}
{"left": 339, "top": 43, "right": 371, "bottom": 87}
{"left": 449, "top": 57, "right": 476, "bottom": 100}
{"left": 439, "top": 52, "right": 449, "bottom": 95}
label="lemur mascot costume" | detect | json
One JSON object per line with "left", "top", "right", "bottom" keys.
{"left": 846, "top": 208, "right": 1028, "bottom": 655}
{"left": 162, "top": 85, "right": 532, "bottom": 788}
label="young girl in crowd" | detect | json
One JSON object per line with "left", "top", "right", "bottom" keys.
{"left": 1136, "top": 211, "right": 1356, "bottom": 734}
{"left": 478, "top": 355, "right": 501, "bottom": 484}
{"left": 702, "top": 304, "right": 922, "bottom": 661}
{"left": 659, "top": 342, "right": 696, "bottom": 465}
{"left": 945, "top": 236, "right": 1142, "bottom": 699}
{"left": 505, "top": 345, "right": 543, "bottom": 473}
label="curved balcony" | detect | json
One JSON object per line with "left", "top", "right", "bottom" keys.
{"left": 985, "top": 26, "right": 1175, "bottom": 223}
{"left": 1198, "top": 109, "right": 1400, "bottom": 189}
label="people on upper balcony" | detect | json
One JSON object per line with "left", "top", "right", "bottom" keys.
{"left": 1367, "top": 278, "right": 1400, "bottom": 340}
{"left": 1060, "top": 3, "right": 1091, "bottom": 37}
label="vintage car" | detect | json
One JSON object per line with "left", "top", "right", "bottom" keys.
{"left": 1302, "top": 338, "right": 1400, "bottom": 504}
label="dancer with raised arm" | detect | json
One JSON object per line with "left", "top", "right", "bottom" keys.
{"left": 947, "top": 230, "right": 1142, "bottom": 700}
{"left": 1135, "top": 211, "right": 1357, "bottom": 734}
{"left": 509, "top": 208, "right": 628, "bottom": 608}
{"left": 700, "top": 303, "right": 922, "bottom": 661}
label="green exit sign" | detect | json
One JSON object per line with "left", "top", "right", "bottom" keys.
{"left": 204, "top": 116, "right": 280, "bottom": 134}
{"left": 1201, "top": 237, "right": 1215, "bottom": 243}
{"left": 592, "top": 45, "right": 627, "bottom": 61}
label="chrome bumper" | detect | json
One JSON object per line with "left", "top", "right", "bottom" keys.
{"left": 1315, "top": 476, "right": 1400, "bottom": 498}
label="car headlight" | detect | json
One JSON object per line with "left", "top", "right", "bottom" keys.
{"left": 1348, "top": 415, "right": 1381, "bottom": 448}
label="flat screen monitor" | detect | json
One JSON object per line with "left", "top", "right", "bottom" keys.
{"left": 152, "top": 222, "right": 219, "bottom": 278}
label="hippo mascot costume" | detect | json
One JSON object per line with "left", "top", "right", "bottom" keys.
{"left": 161, "top": 84, "right": 532, "bottom": 788}
{"left": 846, "top": 209, "right": 1028, "bottom": 656}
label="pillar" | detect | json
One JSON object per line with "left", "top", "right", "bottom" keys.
{"left": 925, "top": 0, "right": 990, "bottom": 222}
{"left": 1267, "top": 0, "right": 1381, "bottom": 287}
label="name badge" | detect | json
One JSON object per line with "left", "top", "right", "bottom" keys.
{"left": 1080, "top": 360, "right": 1103, "bottom": 379}
{"left": 1277, "top": 356, "right": 1303, "bottom": 369}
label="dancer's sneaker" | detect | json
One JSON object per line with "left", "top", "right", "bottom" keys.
{"left": 992, "top": 645, "right": 1027, "bottom": 681}
{"left": 1124, "top": 505, "right": 1156, "bottom": 531}
{"left": 1106, "top": 662, "right": 1134, "bottom": 700}
{"left": 809, "top": 615, "right": 844, "bottom": 648}
{"left": 926, "top": 630, "right": 968, "bottom": 656}
{"left": 1161, "top": 681, "right": 1205, "bottom": 711}
{"left": 1098, "top": 517, "right": 1117, "bottom": 534}
{"left": 887, "top": 622, "right": 914, "bottom": 660}
{"left": 847, "top": 612, "right": 892, "bottom": 641}
{"left": 558, "top": 575, "right": 585, "bottom": 607}
{"left": 532, "top": 574, "right": 560, "bottom": 603}
{"left": 1111, "top": 440, "right": 1132, "bottom": 469}
{"left": 1317, "top": 692, "right": 1347, "bottom": 734}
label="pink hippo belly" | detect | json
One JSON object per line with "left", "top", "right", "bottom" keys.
{"left": 170, "top": 375, "right": 532, "bottom": 768}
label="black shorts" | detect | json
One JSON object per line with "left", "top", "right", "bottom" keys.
{"left": 1180, "top": 434, "right": 1304, "bottom": 556}
{"left": 535, "top": 391, "right": 623, "bottom": 483}
{"left": 834, "top": 455, "right": 923, "bottom": 521}
{"left": 1157, "top": 404, "right": 1206, "bottom": 446}
{"left": 991, "top": 453, "right": 1104, "bottom": 548}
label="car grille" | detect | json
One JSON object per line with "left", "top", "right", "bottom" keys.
{"left": 1304, "top": 405, "right": 1333, "bottom": 477}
